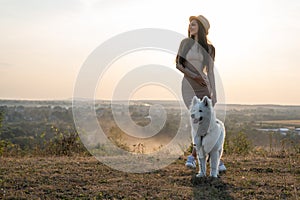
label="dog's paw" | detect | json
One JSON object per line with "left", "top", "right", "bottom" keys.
{"left": 196, "top": 173, "right": 206, "bottom": 178}
{"left": 210, "top": 174, "right": 218, "bottom": 178}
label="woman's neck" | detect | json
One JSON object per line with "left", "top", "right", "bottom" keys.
{"left": 193, "top": 35, "right": 198, "bottom": 42}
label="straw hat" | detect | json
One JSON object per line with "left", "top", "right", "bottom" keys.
{"left": 189, "top": 15, "right": 210, "bottom": 35}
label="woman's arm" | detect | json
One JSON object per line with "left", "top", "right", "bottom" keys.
{"left": 208, "top": 45, "right": 217, "bottom": 105}
{"left": 176, "top": 62, "right": 208, "bottom": 87}
{"left": 207, "top": 62, "right": 217, "bottom": 105}
{"left": 176, "top": 62, "right": 198, "bottom": 79}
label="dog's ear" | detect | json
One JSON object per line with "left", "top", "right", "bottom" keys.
{"left": 203, "top": 96, "right": 209, "bottom": 107}
{"left": 192, "top": 96, "right": 198, "bottom": 105}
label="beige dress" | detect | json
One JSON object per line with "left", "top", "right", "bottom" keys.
{"left": 181, "top": 42, "right": 213, "bottom": 108}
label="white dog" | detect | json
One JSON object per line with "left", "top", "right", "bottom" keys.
{"left": 190, "top": 96, "right": 225, "bottom": 178}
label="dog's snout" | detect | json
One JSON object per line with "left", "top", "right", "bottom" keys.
{"left": 191, "top": 114, "right": 195, "bottom": 118}
{"left": 199, "top": 116, "right": 203, "bottom": 121}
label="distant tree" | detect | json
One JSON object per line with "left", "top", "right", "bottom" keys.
{"left": 0, "top": 108, "right": 8, "bottom": 156}
{"left": 0, "top": 109, "right": 3, "bottom": 131}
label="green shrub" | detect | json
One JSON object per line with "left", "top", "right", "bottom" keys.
{"left": 0, "top": 139, "right": 20, "bottom": 156}
{"left": 225, "top": 132, "right": 253, "bottom": 155}
{"left": 42, "top": 126, "right": 89, "bottom": 156}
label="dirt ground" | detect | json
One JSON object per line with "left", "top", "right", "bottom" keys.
{"left": 0, "top": 153, "right": 299, "bottom": 199}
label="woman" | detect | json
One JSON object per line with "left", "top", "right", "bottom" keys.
{"left": 176, "top": 15, "right": 226, "bottom": 172}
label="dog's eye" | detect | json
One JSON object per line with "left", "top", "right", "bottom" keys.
{"left": 199, "top": 110, "right": 202, "bottom": 112}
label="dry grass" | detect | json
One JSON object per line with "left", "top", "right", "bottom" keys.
{"left": 261, "top": 120, "right": 300, "bottom": 126}
{"left": 0, "top": 152, "right": 299, "bottom": 199}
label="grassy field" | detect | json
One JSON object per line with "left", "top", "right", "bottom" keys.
{"left": 1, "top": 102, "right": 300, "bottom": 199}
{"left": 1, "top": 152, "right": 299, "bottom": 199}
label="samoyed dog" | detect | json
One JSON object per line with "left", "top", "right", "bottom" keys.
{"left": 190, "top": 96, "right": 225, "bottom": 178}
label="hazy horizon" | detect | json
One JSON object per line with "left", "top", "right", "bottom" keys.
{"left": 0, "top": 97, "right": 300, "bottom": 106}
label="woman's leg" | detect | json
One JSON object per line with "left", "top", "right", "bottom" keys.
{"left": 192, "top": 146, "right": 197, "bottom": 157}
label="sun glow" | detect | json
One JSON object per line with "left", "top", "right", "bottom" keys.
{"left": 0, "top": 0, "right": 299, "bottom": 105}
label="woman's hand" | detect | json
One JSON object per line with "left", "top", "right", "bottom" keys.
{"left": 194, "top": 75, "right": 207, "bottom": 86}
{"left": 211, "top": 93, "right": 217, "bottom": 106}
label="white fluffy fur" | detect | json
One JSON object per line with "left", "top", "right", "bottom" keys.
{"left": 190, "top": 96, "right": 225, "bottom": 178}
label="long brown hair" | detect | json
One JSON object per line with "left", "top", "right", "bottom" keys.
{"left": 188, "top": 20, "right": 209, "bottom": 53}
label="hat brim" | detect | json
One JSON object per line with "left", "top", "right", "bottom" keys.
{"left": 189, "top": 16, "right": 198, "bottom": 22}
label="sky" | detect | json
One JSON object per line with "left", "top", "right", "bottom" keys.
{"left": 0, "top": 0, "right": 299, "bottom": 105}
